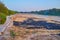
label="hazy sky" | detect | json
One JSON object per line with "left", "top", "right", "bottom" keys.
{"left": 1, "top": 0, "right": 60, "bottom": 11}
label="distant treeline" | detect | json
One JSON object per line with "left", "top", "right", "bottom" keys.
{"left": 20, "top": 8, "right": 60, "bottom": 16}
{"left": 0, "top": 2, "right": 16, "bottom": 24}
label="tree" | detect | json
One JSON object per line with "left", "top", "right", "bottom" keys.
{"left": 8, "top": 10, "right": 15, "bottom": 15}
{"left": 0, "top": 2, "right": 8, "bottom": 15}
{"left": 0, "top": 13, "right": 6, "bottom": 24}
{"left": 0, "top": 2, "right": 16, "bottom": 24}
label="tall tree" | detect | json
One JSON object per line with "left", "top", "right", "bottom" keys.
{"left": 0, "top": 2, "right": 8, "bottom": 15}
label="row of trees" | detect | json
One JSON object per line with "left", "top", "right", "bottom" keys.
{"left": 20, "top": 8, "right": 60, "bottom": 16}
{"left": 0, "top": 2, "right": 16, "bottom": 24}
{"left": 30, "top": 8, "right": 60, "bottom": 16}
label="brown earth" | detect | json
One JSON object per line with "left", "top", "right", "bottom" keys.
{"left": 4, "top": 26, "right": 60, "bottom": 40}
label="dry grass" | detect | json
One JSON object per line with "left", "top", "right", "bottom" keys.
{"left": 6, "top": 26, "right": 60, "bottom": 40}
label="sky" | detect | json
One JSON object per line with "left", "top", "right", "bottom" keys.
{"left": 1, "top": 0, "right": 60, "bottom": 11}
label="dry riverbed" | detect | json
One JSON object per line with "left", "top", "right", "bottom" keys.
{"left": 4, "top": 26, "right": 60, "bottom": 40}
{"left": 0, "top": 14, "right": 60, "bottom": 40}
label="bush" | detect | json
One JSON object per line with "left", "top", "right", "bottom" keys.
{"left": 0, "top": 13, "right": 6, "bottom": 24}
{"left": 10, "top": 30, "right": 16, "bottom": 38}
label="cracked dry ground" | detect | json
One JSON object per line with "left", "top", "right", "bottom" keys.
{"left": 3, "top": 26, "right": 60, "bottom": 40}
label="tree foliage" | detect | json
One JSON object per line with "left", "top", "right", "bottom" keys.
{"left": 0, "top": 2, "right": 16, "bottom": 24}
{"left": 30, "top": 8, "right": 60, "bottom": 16}
{"left": 0, "top": 13, "right": 6, "bottom": 24}
{"left": 0, "top": 2, "right": 8, "bottom": 15}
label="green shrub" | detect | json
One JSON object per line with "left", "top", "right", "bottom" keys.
{"left": 10, "top": 30, "right": 16, "bottom": 38}
{"left": 0, "top": 13, "right": 6, "bottom": 24}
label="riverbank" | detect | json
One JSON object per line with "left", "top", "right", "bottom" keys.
{"left": 0, "top": 13, "right": 60, "bottom": 40}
